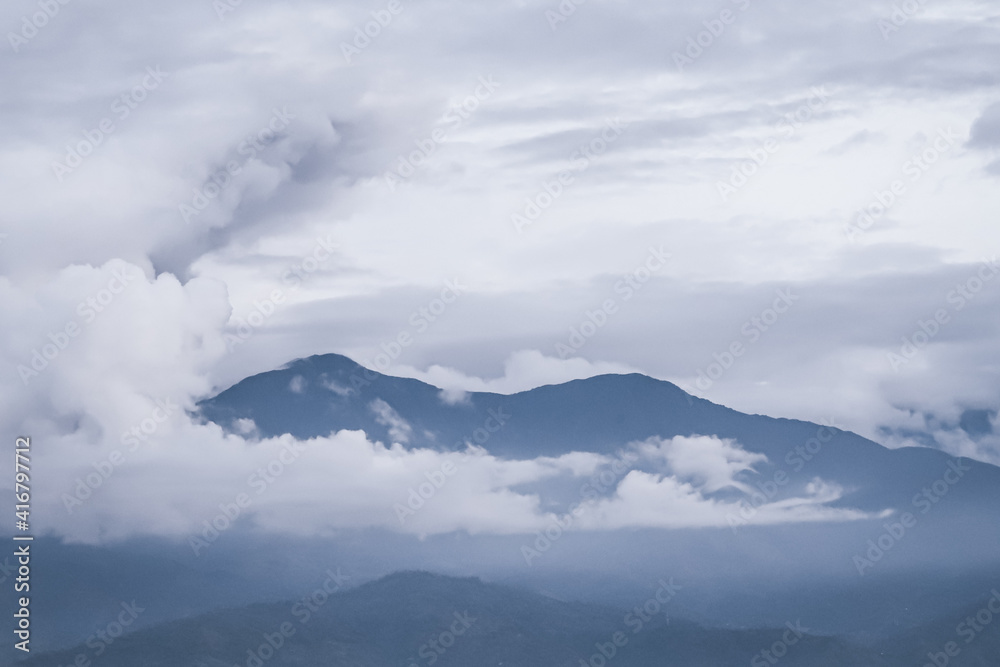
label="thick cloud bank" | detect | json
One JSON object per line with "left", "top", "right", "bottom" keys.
{"left": 2, "top": 0, "right": 998, "bottom": 546}
{"left": 0, "top": 263, "right": 879, "bottom": 544}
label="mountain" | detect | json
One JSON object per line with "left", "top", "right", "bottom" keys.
{"left": 877, "top": 588, "right": 1000, "bottom": 665}
{"left": 199, "top": 353, "right": 1000, "bottom": 527}
{"left": 20, "top": 571, "right": 889, "bottom": 667}
{"left": 7, "top": 354, "right": 999, "bottom": 662}
{"left": 194, "top": 355, "right": 1000, "bottom": 629}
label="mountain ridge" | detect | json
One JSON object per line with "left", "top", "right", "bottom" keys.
{"left": 22, "top": 570, "right": 1000, "bottom": 666}
{"left": 197, "top": 353, "right": 1000, "bottom": 512}
{"left": 17, "top": 570, "right": 893, "bottom": 667}
{"left": 8, "top": 354, "right": 997, "bottom": 662}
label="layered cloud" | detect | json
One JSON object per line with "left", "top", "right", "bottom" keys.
{"left": 392, "top": 350, "right": 638, "bottom": 404}
{"left": 571, "top": 473, "right": 873, "bottom": 531}
{"left": 0, "top": 261, "right": 884, "bottom": 543}
{"left": 1, "top": 0, "right": 999, "bottom": 547}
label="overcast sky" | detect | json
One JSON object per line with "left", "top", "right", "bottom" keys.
{"left": 1, "top": 0, "right": 998, "bottom": 542}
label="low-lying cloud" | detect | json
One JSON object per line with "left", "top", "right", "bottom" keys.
{"left": 0, "top": 261, "right": 884, "bottom": 544}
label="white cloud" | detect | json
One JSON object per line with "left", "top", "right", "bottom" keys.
{"left": 234, "top": 418, "right": 258, "bottom": 436}
{"left": 572, "top": 470, "right": 878, "bottom": 531}
{"left": 637, "top": 435, "right": 768, "bottom": 493}
{"left": 321, "top": 376, "right": 352, "bottom": 396}
{"left": 41, "top": 423, "right": 878, "bottom": 543}
{"left": 369, "top": 398, "right": 413, "bottom": 444}
{"left": 0, "top": 265, "right": 882, "bottom": 544}
{"left": 394, "top": 350, "right": 638, "bottom": 396}
{"left": 1, "top": 0, "right": 998, "bottom": 551}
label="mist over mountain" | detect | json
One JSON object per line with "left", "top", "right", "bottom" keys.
{"left": 6, "top": 0, "right": 1000, "bottom": 662}
{"left": 200, "top": 353, "right": 1000, "bottom": 533}
{"left": 20, "top": 571, "right": 1000, "bottom": 666}
{"left": 6, "top": 355, "right": 998, "bottom": 665}
{"left": 3, "top": 572, "right": 910, "bottom": 666}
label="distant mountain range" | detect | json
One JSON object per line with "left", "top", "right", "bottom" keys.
{"left": 9, "top": 354, "right": 1000, "bottom": 664}
{"left": 195, "top": 354, "right": 1000, "bottom": 636}
{"left": 199, "top": 353, "right": 1000, "bottom": 546}
{"left": 200, "top": 354, "right": 1000, "bottom": 520}
{"left": 20, "top": 571, "right": 1000, "bottom": 666}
